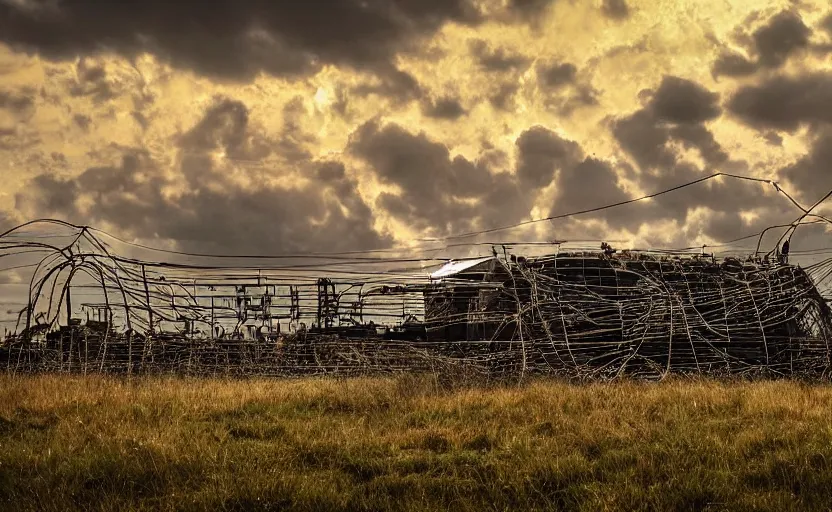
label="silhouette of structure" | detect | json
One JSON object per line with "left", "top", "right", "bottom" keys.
{"left": 1, "top": 220, "right": 831, "bottom": 380}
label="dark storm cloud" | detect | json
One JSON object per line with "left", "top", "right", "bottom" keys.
{"left": 548, "top": 157, "right": 642, "bottom": 231}
{"left": 609, "top": 75, "right": 771, "bottom": 231}
{"left": 50, "top": 152, "right": 68, "bottom": 166}
{"left": 349, "top": 121, "right": 486, "bottom": 234}
{"left": 349, "top": 120, "right": 657, "bottom": 238}
{"left": 15, "top": 97, "right": 391, "bottom": 254}
{"left": 612, "top": 110, "right": 675, "bottom": 170}
{"left": 537, "top": 62, "right": 577, "bottom": 89}
{"left": 612, "top": 76, "right": 724, "bottom": 170}
{"left": 466, "top": 40, "right": 529, "bottom": 113}
{"left": 700, "top": 210, "right": 745, "bottom": 243}
{"left": 349, "top": 122, "right": 572, "bottom": 236}
{"left": 468, "top": 39, "right": 530, "bottom": 72}
{"left": 727, "top": 73, "right": 832, "bottom": 132}
{"left": 421, "top": 96, "right": 466, "bottom": 120}
{"left": 515, "top": 126, "right": 582, "bottom": 188}
{"left": 781, "top": 128, "right": 832, "bottom": 202}
{"left": 642, "top": 162, "right": 762, "bottom": 220}
{"left": 0, "top": 0, "right": 481, "bottom": 82}
{"left": 711, "top": 51, "right": 758, "bottom": 79}
{"left": 601, "top": 0, "right": 629, "bottom": 20}
{"left": 21, "top": 173, "right": 80, "bottom": 217}
{"left": 179, "top": 98, "right": 268, "bottom": 160}
{"left": 751, "top": 10, "right": 811, "bottom": 68}
{"left": 647, "top": 76, "right": 721, "bottom": 125}
{"left": 0, "top": 128, "right": 39, "bottom": 150}
{"left": 489, "top": 83, "right": 520, "bottom": 111}
{"left": 669, "top": 124, "right": 729, "bottom": 165}
{"left": 712, "top": 10, "right": 812, "bottom": 78}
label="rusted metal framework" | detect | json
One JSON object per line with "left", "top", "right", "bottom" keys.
{"left": 1, "top": 218, "right": 832, "bottom": 380}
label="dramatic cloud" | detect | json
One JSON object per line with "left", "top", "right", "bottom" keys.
{"left": 350, "top": 121, "right": 485, "bottom": 235}
{"left": 469, "top": 39, "right": 530, "bottom": 73}
{"left": 549, "top": 157, "right": 639, "bottom": 231}
{"left": 612, "top": 76, "right": 724, "bottom": 171}
{"left": 535, "top": 61, "right": 599, "bottom": 116}
{"left": 711, "top": 51, "right": 758, "bottom": 78}
{"left": 178, "top": 97, "right": 276, "bottom": 165}
{"left": 647, "top": 76, "right": 722, "bottom": 125}
{"left": 466, "top": 40, "right": 530, "bottom": 113}
{"left": 611, "top": 75, "right": 769, "bottom": 232}
{"left": 0, "top": 0, "right": 481, "bottom": 81}
{"left": 613, "top": 110, "right": 676, "bottom": 170}
{"left": 751, "top": 10, "right": 811, "bottom": 68}
{"left": 489, "top": 83, "right": 520, "bottom": 111}
{"left": 781, "top": 128, "right": 832, "bottom": 202}
{"left": 727, "top": 73, "right": 832, "bottom": 132}
{"left": 537, "top": 62, "right": 577, "bottom": 89}
{"left": 15, "top": 97, "right": 391, "bottom": 254}
{"left": 515, "top": 126, "right": 582, "bottom": 188}
{"left": 1, "top": 0, "right": 830, "bottom": 259}
{"left": 0, "top": 206, "right": 17, "bottom": 235}
{"left": 726, "top": 63, "right": 832, "bottom": 215}
{"left": 712, "top": 10, "right": 813, "bottom": 78}
{"left": 669, "top": 124, "right": 729, "bottom": 165}
{"left": 349, "top": 122, "right": 577, "bottom": 236}
{"left": 422, "top": 96, "right": 467, "bottom": 120}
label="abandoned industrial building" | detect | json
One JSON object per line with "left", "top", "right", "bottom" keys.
{"left": 1, "top": 219, "right": 831, "bottom": 380}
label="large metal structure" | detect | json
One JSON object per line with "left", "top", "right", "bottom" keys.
{"left": 1, "top": 219, "right": 832, "bottom": 379}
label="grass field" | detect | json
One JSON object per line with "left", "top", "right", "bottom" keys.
{"left": 1, "top": 374, "right": 832, "bottom": 511}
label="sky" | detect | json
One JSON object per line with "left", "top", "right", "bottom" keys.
{"left": 1, "top": 0, "right": 832, "bottom": 257}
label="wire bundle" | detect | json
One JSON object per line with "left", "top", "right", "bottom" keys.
{"left": 0, "top": 172, "right": 830, "bottom": 380}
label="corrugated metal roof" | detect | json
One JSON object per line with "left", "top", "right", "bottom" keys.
{"left": 430, "top": 256, "right": 496, "bottom": 279}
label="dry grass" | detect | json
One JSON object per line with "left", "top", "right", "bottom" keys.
{"left": 1, "top": 374, "right": 832, "bottom": 511}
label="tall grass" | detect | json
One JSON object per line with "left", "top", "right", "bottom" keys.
{"left": 1, "top": 374, "right": 831, "bottom": 511}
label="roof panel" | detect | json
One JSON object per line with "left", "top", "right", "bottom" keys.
{"left": 430, "top": 256, "right": 496, "bottom": 279}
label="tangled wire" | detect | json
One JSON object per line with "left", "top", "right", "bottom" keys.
{"left": 1, "top": 174, "right": 831, "bottom": 380}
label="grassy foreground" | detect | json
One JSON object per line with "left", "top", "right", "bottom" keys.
{"left": 1, "top": 375, "right": 832, "bottom": 511}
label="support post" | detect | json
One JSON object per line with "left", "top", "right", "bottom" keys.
{"left": 142, "top": 265, "right": 154, "bottom": 334}
{"left": 66, "top": 285, "right": 72, "bottom": 326}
